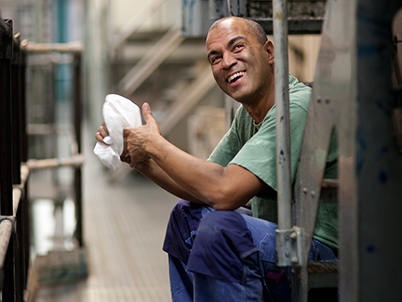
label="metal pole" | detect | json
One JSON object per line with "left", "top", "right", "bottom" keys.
{"left": 0, "top": 18, "right": 15, "bottom": 302}
{"left": 12, "top": 35, "right": 25, "bottom": 302}
{"left": 20, "top": 40, "right": 30, "bottom": 284}
{"left": 273, "top": 0, "right": 291, "bottom": 230}
{"left": 73, "top": 53, "right": 84, "bottom": 247}
{"left": 12, "top": 35, "right": 21, "bottom": 185}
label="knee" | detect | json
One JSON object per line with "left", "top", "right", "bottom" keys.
{"left": 194, "top": 211, "right": 256, "bottom": 257}
{"left": 196, "top": 211, "right": 241, "bottom": 243}
{"left": 188, "top": 211, "right": 259, "bottom": 283}
{"left": 163, "top": 200, "right": 204, "bottom": 263}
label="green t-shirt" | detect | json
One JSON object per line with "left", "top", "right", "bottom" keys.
{"left": 208, "top": 74, "right": 338, "bottom": 249}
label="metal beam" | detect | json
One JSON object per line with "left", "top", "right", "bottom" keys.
{"left": 118, "top": 27, "right": 185, "bottom": 96}
{"left": 256, "top": 18, "right": 323, "bottom": 35}
{"left": 111, "top": 0, "right": 168, "bottom": 50}
{"left": 159, "top": 65, "right": 216, "bottom": 136}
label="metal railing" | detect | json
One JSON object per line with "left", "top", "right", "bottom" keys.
{"left": 0, "top": 18, "right": 30, "bottom": 302}
{"left": 0, "top": 18, "right": 85, "bottom": 301}
{"left": 25, "top": 41, "right": 85, "bottom": 249}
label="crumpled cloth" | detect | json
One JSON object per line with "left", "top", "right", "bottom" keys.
{"left": 93, "top": 94, "right": 142, "bottom": 169}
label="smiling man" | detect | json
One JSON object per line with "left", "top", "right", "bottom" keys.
{"left": 96, "top": 16, "right": 338, "bottom": 302}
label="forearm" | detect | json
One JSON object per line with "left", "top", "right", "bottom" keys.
{"left": 134, "top": 158, "right": 206, "bottom": 204}
{"left": 146, "top": 136, "right": 248, "bottom": 209}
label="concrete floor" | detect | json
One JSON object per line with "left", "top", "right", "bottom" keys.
{"left": 34, "top": 127, "right": 178, "bottom": 301}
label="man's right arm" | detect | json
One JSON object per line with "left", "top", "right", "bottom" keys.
{"left": 133, "top": 158, "right": 206, "bottom": 204}
{"left": 95, "top": 123, "right": 204, "bottom": 204}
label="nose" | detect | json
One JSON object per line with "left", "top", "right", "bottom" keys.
{"left": 222, "top": 52, "right": 237, "bottom": 69}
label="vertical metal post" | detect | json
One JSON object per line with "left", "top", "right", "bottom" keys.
{"left": 73, "top": 53, "right": 84, "bottom": 247}
{"left": 273, "top": 0, "right": 291, "bottom": 230}
{"left": 11, "top": 35, "right": 21, "bottom": 185}
{"left": 0, "top": 18, "right": 15, "bottom": 302}
{"left": 19, "top": 40, "right": 30, "bottom": 284}
{"left": 11, "top": 34, "right": 27, "bottom": 302}
{"left": 209, "top": 0, "right": 227, "bottom": 19}
{"left": 20, "top": 42, "right": 28, "bottom": 163}
{"left": 227, "top": 0, "right": 247, "bottom": 17}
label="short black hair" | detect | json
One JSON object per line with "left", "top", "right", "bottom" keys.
{"left": 208, "top": 16, "right": 268, "bottom": 45}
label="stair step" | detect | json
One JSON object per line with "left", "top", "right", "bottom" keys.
{"left": 308, "top": 260, "right": 338, "bottom": 288}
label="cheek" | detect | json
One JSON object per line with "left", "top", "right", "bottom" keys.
{"left": 212, "top": 69, "right": 225, "bottom": 85}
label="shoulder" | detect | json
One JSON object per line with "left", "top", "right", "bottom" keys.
{"left": 288, "top": 73, "right": 311, "bottom": 112}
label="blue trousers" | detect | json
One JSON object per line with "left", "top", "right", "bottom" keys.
{"left": 163, "top": 200, "right": 337, "bottom": 302}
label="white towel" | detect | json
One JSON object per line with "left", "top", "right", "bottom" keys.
{"left": 93, "top": 94, "right": 142, "bottom": 169}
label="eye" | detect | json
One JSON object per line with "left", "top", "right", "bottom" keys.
{"left": 210, "top": 55, "right": 222, "bottom": 65}
{"left": 233, "top": 44, "right": 244, "bottom": 51}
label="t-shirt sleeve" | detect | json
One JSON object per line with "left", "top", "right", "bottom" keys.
{"left": 229, "top": 103, "right": 308, "bottom": 191}
{"left": 207, "top": 110, "right": 244, "bottom": 167}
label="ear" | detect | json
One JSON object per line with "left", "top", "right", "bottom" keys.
{"left": 264, "top": 40, "right": 275, "bottom": 64}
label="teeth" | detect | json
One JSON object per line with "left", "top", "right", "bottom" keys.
{"left": 228, "top": 72, "right": 245, "bottom": 83}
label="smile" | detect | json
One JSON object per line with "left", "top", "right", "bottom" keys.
{"left": 227, "top": 71, "right": 245, "bottom": 83}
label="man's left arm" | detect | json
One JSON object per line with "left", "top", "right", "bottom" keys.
{"left": 124, "top": 103, "right": 267, "bottom": 210}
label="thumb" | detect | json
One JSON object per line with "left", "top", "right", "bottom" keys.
{"left": 142, "top": 102, "right": 161, "bottom": 134}
{"left": 142, "top": 103, "right": 158, "bottom": 128}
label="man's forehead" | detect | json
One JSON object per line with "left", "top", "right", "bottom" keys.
{"left": 206, "top": 19, "right": 250, "bottom": 46}
{"left": 209, "top": 18, "right": 248, "bottom": 36}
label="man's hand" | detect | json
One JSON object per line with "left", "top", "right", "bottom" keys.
{"left": 95, "top": 121, "right": 132, "bottom": 165}
{"left": 123, "top": 103, "right": 161, "bottom": 168}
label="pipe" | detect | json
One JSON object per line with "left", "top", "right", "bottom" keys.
{"left": 273, "top": 0, "right": 292, "bottom": 230}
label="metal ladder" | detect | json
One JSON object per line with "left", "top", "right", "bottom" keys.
{"left": 273, "top": 0, "right": 402, "bottom": 301}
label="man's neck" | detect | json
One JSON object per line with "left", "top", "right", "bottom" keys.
{"left": 243, "top": 82, "right": 275, "bottom": 124}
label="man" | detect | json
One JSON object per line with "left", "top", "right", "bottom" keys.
{"left": 96, "top": 16, "right": 338, "bottom": 302}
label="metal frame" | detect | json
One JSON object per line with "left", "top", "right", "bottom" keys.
{"left": 273, "top": 0, "right": 402, "bottom": 301}
{"left": 351, "top": 0, "right": 402, "bottom": 301}
{"left": 24, "top": 41, "right": 86, "bottom": 249}
{"left": 0, "top": 18, "right": 86, "bottom": 299}
{"left": 0, "top": 18, "right": 30, "bottom": 302}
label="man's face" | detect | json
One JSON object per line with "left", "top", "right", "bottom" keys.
{"left": 206, "top": 19, "right": 274, "bottom": 104}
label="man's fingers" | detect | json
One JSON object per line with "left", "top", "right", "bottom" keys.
{"left": 99, "top": 125, "right": 108, "bottom": 138}
{"left": 95, "top": 132, "right": 109, "bottom": 145}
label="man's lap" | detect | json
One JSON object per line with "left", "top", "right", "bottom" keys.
{"left": 163, "top": 199, "right": 337, "bottom": 281}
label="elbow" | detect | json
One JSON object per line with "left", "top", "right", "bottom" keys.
{"left": 204, "top": 186, "right": 243, "bottom": 211}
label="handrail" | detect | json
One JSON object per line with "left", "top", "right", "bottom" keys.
{"left": 0, "top": 219, "right": 14, "bottom": 281}
{"left": 0, "top": 164, "right": 30, "bottom": 266}
{"left": 0, "top": 164, "right": 30, "bottom": 295}
{"left": 27, "top": 154, "right": 85, "bottom": 169}
{"left": 24, "top": 41, "right": 84, "bottom": 53}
